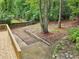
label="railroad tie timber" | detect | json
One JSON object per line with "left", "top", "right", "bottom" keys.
{"left": 25, "top": 30, "right": 50, "bottom": 46}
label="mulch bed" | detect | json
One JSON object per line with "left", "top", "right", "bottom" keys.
{"left": 12, "top": 20, "right": 79, "bottom": 44}
{"left": 24, "top": 20, "right": 77, "bottom": 44}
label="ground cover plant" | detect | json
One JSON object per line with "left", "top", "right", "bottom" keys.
{"left": 68, "top": 28, "right": 79, "bottom": 51}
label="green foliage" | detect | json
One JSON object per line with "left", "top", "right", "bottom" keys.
{"left": 68, "top": 28, "right": 79, "bottom": 50}
{"left": 52, "top": 42, "right": 64, "bottom": 55}
{"left": 68, "top": 28, "right": 79, "bottom": 42}
{"left": 25, "top": 0, "right": 39, "bottom": 20}
{"left": 0, "top": 0, "right": 79, "bottom": 22}
{"left": 76, "top": 43, "right": 79, "bottom": 50}
{"left": 49, "top": 0, "right": 59, "bottom": 21}
{"left": 67, "top": 0, "right": 79, "bottom": 17}
{"left": 49, "top": 0, "right": 71, "bottom": 21}
{"left": 0, "top": 0, "right": 39, "bottom": 22}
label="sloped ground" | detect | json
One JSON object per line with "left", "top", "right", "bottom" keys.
{"left": 16, "top": 21, "right": 69, "bottom": 44}
{"left": 0, "top": 31, "right": 17, "bottom": 59}
{"left": 21, "top": 42, "right": 50, "bottom": 59}
{"left": 52, "top": 38, "right": 79, "bottom": 59}
{"left": 12, "top": 21, "right": 76, "bottom": 44}
{"left": 23, "top": 20, "right": 77, "bottom": 44}
{"left": 12, "top": 20, "right": 79, "bottom": 59}
{"left": 12, "top": 28, "right": 38, "bottom": 45}
{"left": 12, "top": 29, "right": 50, "bottom": 59}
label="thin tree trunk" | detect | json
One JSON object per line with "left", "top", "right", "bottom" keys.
{"left": 58, "top": 0, "right": 62, "bottom": 28}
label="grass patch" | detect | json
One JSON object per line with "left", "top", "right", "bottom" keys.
{"left": 52, "top": 29, "right": 60, "bottom": 32}
{"left": 11, "top": 19, "right": 21, "bottom": 23}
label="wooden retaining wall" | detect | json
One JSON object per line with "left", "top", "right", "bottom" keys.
{"left": 0, "top": 24, "right": 21, "bottom": 59}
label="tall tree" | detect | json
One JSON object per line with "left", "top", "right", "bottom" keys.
{"left": 39, "top": 0, "right": 49, "bottom": 33}
{"left": 58, "top": 0, "right": 62, "bottom": 28}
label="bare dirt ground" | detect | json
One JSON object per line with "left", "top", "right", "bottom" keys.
{"left": 12, "top": 20, "right": 79, "bottom": 59}
{"left": 16, "top": 20, "right": 76, "bottom": 44}
{"left": 12, "top": 26, "right": 50, "bottom": 59}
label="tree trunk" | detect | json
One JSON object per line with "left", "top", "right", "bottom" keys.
{"left": 58, "top": 0, "right": 62, "bottom": 28}
{"left": 39, "top": 0, "right": 49, "bottom": 33}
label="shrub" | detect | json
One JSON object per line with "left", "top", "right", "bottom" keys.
{"left": 68, "top": 28, "right": 79, "bottom": 50}
{"left": 68, "top": 28, "right": 79, "bottom": 42}
{"left": 76, "top": 37, "right": 79, "bottom": 50}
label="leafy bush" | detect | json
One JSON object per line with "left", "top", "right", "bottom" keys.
{"left": 67, "top": 0, "right": 79, "bottom": 18}
{"left": 68, "top": 28, "right": 79, "bottom": 42}
{"left": 68, "top": 28, "right": 79, "bottom": 50}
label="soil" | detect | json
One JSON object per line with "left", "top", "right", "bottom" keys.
{"left": 11, "top": 20, "right": 79, "bottom": 59}
{"left": 12, "top": 20, "right": 78, "bottom": 44}
{"left": 52, "top": 39, "right": 79, "bottom": 59}
{"left": 23, "top": 20, "right": 77, "bottom": 44}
